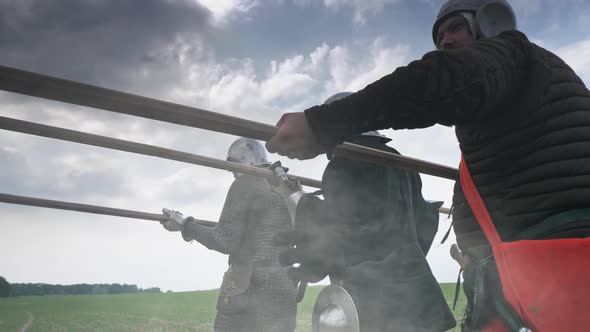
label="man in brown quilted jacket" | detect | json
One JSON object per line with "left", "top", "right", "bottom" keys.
{"left": 267, "top": 0, "right": 590, "bottom": 330}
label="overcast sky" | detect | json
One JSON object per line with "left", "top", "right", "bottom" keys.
{"left": 1, "top": 0, "right": 590, "bottom": 292}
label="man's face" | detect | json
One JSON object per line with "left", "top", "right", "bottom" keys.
{"left": 436, "top": 14, "right": 474, "bottom": 50}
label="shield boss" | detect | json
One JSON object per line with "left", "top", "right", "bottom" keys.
{"left": 312, "top": 285, "right": 359, "bottom": 332}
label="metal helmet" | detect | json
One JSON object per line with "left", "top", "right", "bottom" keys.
{"left": 323, "top": 92, "right": 390, "bottom": 141}
{"left": 323, "top": 92, "right": 354, "bottom": 105}
{"left": 362, "top": 131, "right": 388, "bottom": 139}
{"left": 323, "top": 92, "right": 355, "bottom": 105}
{"left": 432, "top": 0, "right": 517, "bottom": 49}
{"left": 226, "top": 137, "right": 269, "bottom": 166}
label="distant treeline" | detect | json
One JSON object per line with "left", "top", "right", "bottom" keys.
{"left": 8, "top": 282, "right": 161, "bottom": 297}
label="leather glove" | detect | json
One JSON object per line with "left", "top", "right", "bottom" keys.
{"left": 161, "top": 208, "right": 186, "bottom": 232}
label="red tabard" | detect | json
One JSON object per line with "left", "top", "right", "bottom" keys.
{"left": 460, "top": 156, "right": 590, "bottom": 332}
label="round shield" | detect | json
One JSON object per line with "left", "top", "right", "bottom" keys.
{"left": 312, "top": 285, "right": 359, "bottom": 332}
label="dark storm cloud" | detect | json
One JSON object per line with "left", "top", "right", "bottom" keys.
{"left": 0, "top": 0, "right": 223, "bottom": 164}
{"left": 212, "top": 1, "right": 438, "bottom": 72}
{"left": 0, "top": 0, "right": 215, "bottom": 92}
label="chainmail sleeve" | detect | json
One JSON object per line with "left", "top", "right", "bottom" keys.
{"left": 180, "top": 176, "right": 253, "bottom": 255}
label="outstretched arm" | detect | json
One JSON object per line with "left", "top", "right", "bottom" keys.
{"left": 267, "top": 31, "right": 531, "bottom": 156}
{"left": 307, "top": 31, "right": 530, "bottom": 146}
{"left": 181, "top": 177, "right": 253, "bottom": 254}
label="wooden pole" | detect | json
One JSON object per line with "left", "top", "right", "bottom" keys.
{"left": 0, "top": 65, "right": 458, "bottom": 180}
{"left": 438, "top": 206, "right": 451, "bottom": 215}
{"left": 335, "top": 143, "right": 457, "bottom": 180}
{"left": 0, "top": 65, "right": 275, "bottom": 141}
{"left": 0, "top": 116, "right": 452, "bottom": 214}
{"left": 0, "top": 193, "right": 216, "bottom": 226}
{"left": 0, "top": 116, "right": 321, "bottom": 188}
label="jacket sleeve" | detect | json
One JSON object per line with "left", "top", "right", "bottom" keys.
{"left": 305, "top": 30, "right": 532, "bottom": 147}
{"left": 181, "top": 177, "right": 252, "bottom": 254}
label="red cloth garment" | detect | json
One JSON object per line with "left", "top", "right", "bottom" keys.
{"left": 460, "top": 155, "right": 590, "bottom": 332}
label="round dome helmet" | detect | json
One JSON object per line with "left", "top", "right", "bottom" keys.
{"left": 226, "top": 137, "right": 269, "bottom": 166}
{"left": 432, "top": 0, "right": 517, "bottom": 49}
{"left": 323, "top": 92, "right": 391, "bottom": 142}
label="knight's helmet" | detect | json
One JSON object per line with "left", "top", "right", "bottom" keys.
{"left": 432, "top": 0, "right": 517, "bottom": 49}
{"left": 323, "top": 92, "right": 391, "bottom": 143}
{"left": 226, "top": 137, "right": 269, "bottom": 166}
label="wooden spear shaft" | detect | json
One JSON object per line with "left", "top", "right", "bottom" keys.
{"left": 0, "top": 65, "right": 275, "bottom": 141}
{"left": 0, "top": 116, "right": 452, "bottom": 214}
{"left": 0, "top": 65, "right": 458, "bottom": 180}
{"left": 0, "top": 116, "right": 321, "bottom": 188}
{"left": 0, "top": 193, "right": 450, "bottom": 226}
{"left": 0, "top": 193, "right": 217, "bottom": 226}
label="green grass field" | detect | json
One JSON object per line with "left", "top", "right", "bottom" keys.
{"left": 0, "top": 283, "right": 466, "bottom": 331}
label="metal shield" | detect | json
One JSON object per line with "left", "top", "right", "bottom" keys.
{"left": 312, "top": 285, "right": 359, "bottom": 332}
